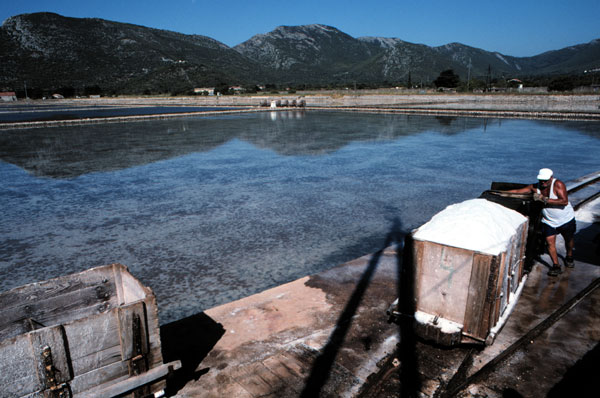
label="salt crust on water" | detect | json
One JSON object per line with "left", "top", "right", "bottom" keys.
{"left": 412, "top": 198, "right": 527, "bottom": 255}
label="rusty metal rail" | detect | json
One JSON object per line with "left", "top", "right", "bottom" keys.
{"left": 437, "top": 277, "right": 600, "bottom": 398}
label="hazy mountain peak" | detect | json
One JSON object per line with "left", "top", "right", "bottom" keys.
{"left": 358, "top": 36, "right": 405, "bottom": 48}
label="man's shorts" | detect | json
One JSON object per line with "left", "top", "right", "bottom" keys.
{"left": 542, "top": 218, "right": 576, "bottom": 241}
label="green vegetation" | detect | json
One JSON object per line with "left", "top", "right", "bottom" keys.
{"left": 434, "top": 70, "right": 461, "bottom": 88}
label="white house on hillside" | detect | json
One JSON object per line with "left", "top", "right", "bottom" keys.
{"left": 194, "top": 87, "right": 215, "bottom": 95}
{"left": 0, "top": 92, "right": 17, "bottom": 101}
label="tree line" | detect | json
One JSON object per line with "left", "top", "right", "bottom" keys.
{"left": 9, "top": 71, "right": 598, "bottom": 99}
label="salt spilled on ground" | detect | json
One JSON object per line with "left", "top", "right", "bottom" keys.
{"left": 414, "top": 310, "right": 462, "bottom": 334}
{"left": 575, "top": 195, "right": 600, "bottom": 224}
{"left": 413, "top": 198, "right": 527, "bottom": 255}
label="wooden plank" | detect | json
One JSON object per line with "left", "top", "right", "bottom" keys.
{"left": 262, "top": 352, "right": 306, "bottom": 383}
{"left": 508, "top": 224, "right": 521, "bottom": 295}
{"left": 229, "top": 361, "right": 286, "bottom": 397}
{"left": 76, "top": 361, "right": 180, "bottom": 398}
{"left": 62, "top": 309, "right": 122, "bottom": 370}
{"left": 140, "top": 295, "right": 163, "bottom": 369}
{"left": 70, "top": 344, "right": 123, "bottom": 377}
{"left": 0, "top": 266, "right": 116, "bottom": 310}
{"left": 20, "top": 393, "right": 44, "bottom": 398}
{"left": 63, "top": 307, "right": 158, "bottom": 377}
{"left": 414, "top": 240, "right": 474, "bottom": 324}
{"left": 482, "top": 255, "right": 500, "bottom": 336}
{"left": 517, "top": 220, "right": 529, "bottom": 285}
{"left": 463, "top": 254, "right": 493, "bottom": 339}
{"left": 509, "top": 221, "right": 527, "bottom": 294}
{"left": 118, "top": 301, "right": 149, "bottom": 361}
{"left": 492, "top": 252, "right": 507, "bottom": 324}
{"left": 29, "top": 325, "right": 72, "bottom": 388}
{"left": 0, "top": 283, "right": 118, "bottom": 342}
{"left": 413, "top": 240, "right": 425, "bottom": 308}
{"left": 503, "top": 237, "right": 514, "bottom": 302}
{"left": 67, "top": 310, "right": 161, "bottom": 395}
{"left": 500, "top": 251, "right": 509, "bottom": 311}
{"left": 0, "top": 334, "right": 39, "bottom": 398}
{"left": 112, "top": 264, "right": 125, "bottom": 306}
{"left": 69, "top": 361, "right": 129, "bottom": 395}
{"left": 119, "top": 271, "right": 149, "bottom": 305}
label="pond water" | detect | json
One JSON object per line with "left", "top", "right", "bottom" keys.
{"left": 0, "top": 104, "right": 233, "bottom": 123}
{"left": 1, "top": 111, "right": 599, "bottom": 324}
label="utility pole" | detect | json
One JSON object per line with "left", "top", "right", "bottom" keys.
{"left": 24, "top": 81, "right": 29, "bottom": 100}
{"left": 467, "top": 66, "right": 471, "bottom": 92}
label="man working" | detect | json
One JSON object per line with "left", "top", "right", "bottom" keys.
{"left": 507, "top": 168, "right": 576, "bottom": 276}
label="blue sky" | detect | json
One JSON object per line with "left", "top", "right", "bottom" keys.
{"left": 1, "top": 0, "right": 599, "bottom": 57}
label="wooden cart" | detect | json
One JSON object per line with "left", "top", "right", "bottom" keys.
{"left": 0, "top": 263, "right": 181, "bottom": 398}
{"left": 398, "top": 199, "right": 530, "bottom": 346}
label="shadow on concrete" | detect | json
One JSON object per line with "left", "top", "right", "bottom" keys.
{"left": 300, "top": 217, "right": 407, "bottom": 397}
{"left": 574, "top": 221, "right": 600, "bottom": 266}
{"left": 502, "top": 387, "right": 524, "bottom": 397}
{"left": 160, "top": 312, "right": 225, "bottom": 396}
{"left": 532, "top": 219, "right": 600, "bottom": 269}
{"left": 547, "top": 341, "right": 600, "bottom": 397}
{"left": 395, "top": 232, "right": 422, "bottom": 397}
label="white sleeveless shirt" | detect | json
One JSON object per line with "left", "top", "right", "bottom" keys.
{"left": 537, "top": 178, "right": 575, "bottom": 228}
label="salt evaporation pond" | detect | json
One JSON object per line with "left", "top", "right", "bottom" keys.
{"left": 1, "top": 111, "right": 599, "bottom": 324}
{"left": 0, "top": 104, "right": 232, "bottom": 123}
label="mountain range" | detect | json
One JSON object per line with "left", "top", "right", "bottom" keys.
{"left": 1, "top": 12, "right": 599, "bottom": 95}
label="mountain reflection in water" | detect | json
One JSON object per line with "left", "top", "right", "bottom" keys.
{"left": 1, "top": 112, "right": 481, "bottom": 178}
{"left": 1, "top": 111, "right": 599, "bottom": 324}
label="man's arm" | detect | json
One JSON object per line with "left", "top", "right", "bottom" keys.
{"left": 506, "top": 185, "right": 535, "bottom": 194}
{"left": 546, "top": 180, "right": 569, "bottom": 206}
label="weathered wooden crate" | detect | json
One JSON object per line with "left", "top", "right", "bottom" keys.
{"left": 410, "top": 200, "right": 529, "bottom": 346}
{"left": 0, "top": 263, "right": 180, "bottom": 398}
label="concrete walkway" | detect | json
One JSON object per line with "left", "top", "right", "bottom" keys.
{"left": 163, "top": 238, "right": 402, "bottom": 397}
{"left": 161, "top": 196, "right": 599, "bottom": 397}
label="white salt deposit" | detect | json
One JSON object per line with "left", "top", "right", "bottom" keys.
{"left": 575, "top": 195, "right": 600, "bottom": 224}
{"left": 414, "top": 311, "right": 462, "bottom": 334}
{"left": 412, "top": 199, "right": 527, "bottom": 255}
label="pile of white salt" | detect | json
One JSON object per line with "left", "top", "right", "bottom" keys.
{"left": 412, "top": 198, "right": 527, "bottom": 255}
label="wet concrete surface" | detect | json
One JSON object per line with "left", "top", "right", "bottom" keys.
{"left": 162, "top": 241, "right": 403, "bottom": 397}
{"left": 161, "top": 197, "right": 599, "bottom": 397}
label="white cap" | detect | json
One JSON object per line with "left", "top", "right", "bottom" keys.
{"left": 537, "top": 168, "right": 553, "bottom": 180}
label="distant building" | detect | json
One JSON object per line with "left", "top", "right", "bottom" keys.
{"left": 507, "top": 78, "right": 524, "bottom": 91}
{"left": 194, "top": 87, "right": 215, "bottom": 96}
{"left": 0, "top": 92, "right": 17, "bottom": 101}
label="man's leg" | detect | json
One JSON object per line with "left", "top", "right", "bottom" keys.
{"left": 564, "top": 238, "right": 575, "bottom": 267}
{"left": 566, "top": 238, "right": 574, "bottom": 257}
{"left": 546, "top": 234, "right": 562, "bottom": 276}
{"left": 561, "top": 219, "right": 576, "bottom": 268}
{"left": 546, "top": 234, "right": 559, "bottom": 264}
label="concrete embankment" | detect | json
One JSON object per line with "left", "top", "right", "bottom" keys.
{"left": 59, "top": 93, "right": 600, "bottom": 115}
{"left": 1, "top": 93, "right": 599, "bottom": 129}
